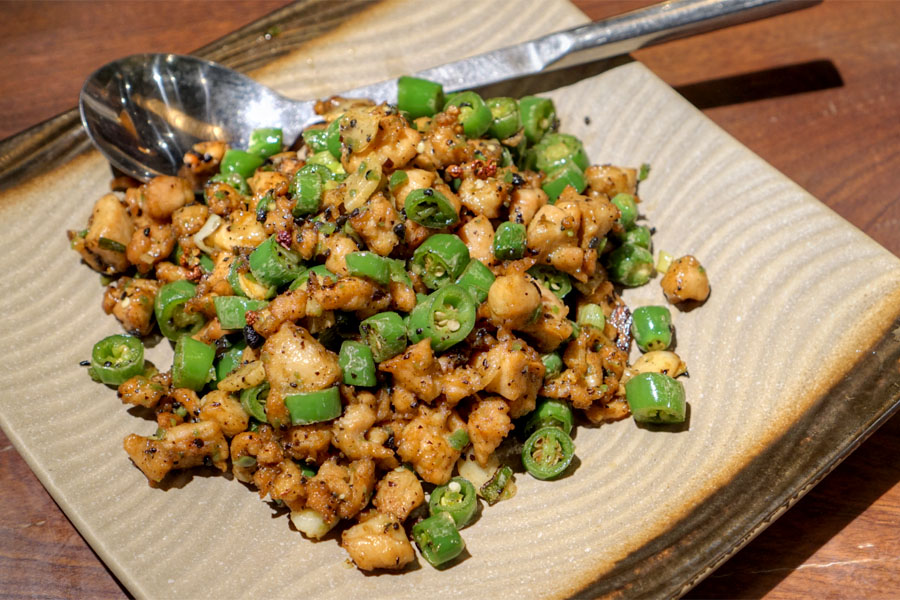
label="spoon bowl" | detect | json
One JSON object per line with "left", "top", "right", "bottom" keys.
{"left": 80, "top": 53, "right": 315, "bottom": 181}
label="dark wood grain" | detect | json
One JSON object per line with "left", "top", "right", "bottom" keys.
{"left": 1, "top": 0, "right": 898, "bottom": 598}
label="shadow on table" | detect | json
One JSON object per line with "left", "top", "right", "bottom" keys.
{"left": 686, "top": 408, "right": 900, "bottom": 598}
{"left": 674, "top": 59, "right": 843, "bottom": 109}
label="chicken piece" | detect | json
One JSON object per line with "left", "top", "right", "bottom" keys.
{"left": 118, "top": 371, "right": 170, "bottom": 409}
{"left": 518, "top": 278, "right": 574, "bottom": 353}
{"left": 526, "top": 203, "right": 582, "bottom": 280}
{"left": 331, "top": 403, "right": 398, "bottom": 467}
{"left": 348, "top": 193, "right": 400, "bottom": 256}
{"left": 661, "top": 255, "right": 710, "bottom": 303}
{"left": 307, "top": 275, "right": 389, "bottom": 316}
{"left": 457, "top": 173, "right": 510, "bottom": 219}
{"left": 468, "top": 397, "right": 513, "bottom": 467}
{"left": 584, "top": 165, "right": 637, "bottom": 197}
{"left": 396, "top": 404, "right": 460, "bottom": 485}
{"left": 282, "top": 424, "right": 333, "bottom": 465}
{"left": 342, "top": 513, "right": 416, "bottom": 571}
{"left": 261, "top": 322, "right": 342, "bottom": 428}
{"left": 414, "top": 106, "right": 469, "bottom": 170}
{"left": 458, "top": 215, "right": 496, "bottom": 266}
{"left": 69, "top": 193, "right": 134, "bottom": 274}
{"left": 321, "top": 233, "right": 359, "bottom": 276}
{"left": 182, "top": 140, "right": 226, "bottom": 178}
{"left": 101, "top": 276, "right": 160, "bottom": 336}
{"left": 123, "top": 420, "right": 228, "bottom": 483}
{"left": 372, "top": 467, "right": 424, "bottom": 522}
{"left": 199, "top": 390, "right": 249, "bottom": 437}
{"left": 205, "top": 180, "right": 245, "bottom": 216}
{"left": 306, "top": 457, "right": 376, "bottom": 522}
{"left": 509, "top": 186, "right": 547, "bottom": 226}
{"left": 171, "top": 203, "right": 210, "bottom": 240}
{"left": 247, "top": 171, "right": 290, "bottom": 197}
{"left": 206, "top": 209, "right": 267, "bottom": 252}
{"left": 379, "top": 339, "right": 441, "bottom": 403}
{"left": 391, "top": 168, "right": 436, "bottom": 209}
{"left": 246, "top": 289, "right": 307, "bottom": 338}
{"left": 126, "top": 220, "right": 175, "bottom": 274}
{"left": 145, "top": 176, "right": 194, "bottom": 220}
{"left": 487, "top": 273, "right": 543, "bottom": 330}
{"left": 472, "top": 337, "right": 544, "bottom": 418}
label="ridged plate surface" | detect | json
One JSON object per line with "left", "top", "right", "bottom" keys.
{"left": 1, "top": 1, "right": 900, "bottom": 598}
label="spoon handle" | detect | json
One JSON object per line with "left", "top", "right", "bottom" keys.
{"left": 337, "top": 0, "right": 817, "bottom": 103}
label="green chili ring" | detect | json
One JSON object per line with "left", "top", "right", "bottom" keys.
{"left": 410, "top": 233, "right": 470, "bottom": 290}
{"left": 240, "top": 382, "right": 270, "bottom": 423}
{"left": 625, "top": 372, "right": 686, "bottom": 424}
{"left": 429, "top": 477, "right": 478, "bottom": 529}
{"left": 407, "top": 284, "right": 477, "bottom": 352}
{"left": 154, "top": 280, "right": 205, "bottom": 341}
{"left": 359, "top": 311, "right": 407, "bottom": 363}
{"left": 213, "top": 296, "right": 269, "bottom": 330}
{"left": 405, "top": 187, "right": 459, "bottom": 229}
{"left": 89, "top": 334, "right": 145, "bottom": 386}
{"left": 524, "top": 398, "right": 574, "bottom": 436}
{"left": 249, "top": 235, "right": 303, "bottom": 288}
{"left": 412, "top": 512, "right": 466, "bottom": 568}
{"left": 454, "top": 259, "right": 495, "bottom": 304}
{"left": 522, "top": 426, "right": 575, "bottom": 480}
{"left": 172, "top": 336, "right": 216, "bottom": 391}
{"left": 338, "top": 341, "right": 377, "bottom": 387}
{"left": 284, "top": 387, "right": 342, "bottom": 425}
{"left": 631, "top": 305, "right": 674, "bottom": 352}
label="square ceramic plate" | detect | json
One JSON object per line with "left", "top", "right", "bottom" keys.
{"left": 2, "top": 1, "right": 900, "bottom": 598}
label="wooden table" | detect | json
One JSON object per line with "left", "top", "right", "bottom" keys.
{"left": 2, "top": 0, "right": 898, "bottom": 597}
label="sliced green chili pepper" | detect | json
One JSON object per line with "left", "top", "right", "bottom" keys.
{"left": 524, "top": 399, "right": 574, "bottom": 436}
{"left": 359, "top": 311, "right": 407, "bottom": 363}
{"left": 345, "top": 252, "right": 391, "bottom": 285}
{"left": 454, "top": 258, "right": 495, "bottom": 304}
{"left": 290, "top": 164, "right": 326, "bottom": 216}
{"left": 631, "top": 305, "right": 673, "bottom": 352}
{"left": 154, "top": 280, "right": 205, "bottom": 341}
{"left": 429, "top": 477, "right": 477, "bottom": 528}
{"left": 284, "top": 387, "right": 342, "bottom": 425}
{"left": 492, "top": 221, "right": 527, "bottom": 261}
{"left": 338, "top": 341, "right": 376, "bottom": 387}
{"left": 447, "top": 428, "right": 470, "bottom": 451}
{"left": 533, "top": 133, "right": 589, "bottom": 174}
{"left": 397, "top": 76, "right": 445, "bottom": 120}
{"left": 410, "top": 234, "right": 470, "bottom": 290}
{"left": 638, "top": 162, "right": 651, "bottom": 181}
{"left": 289, "top": 265, "right": 337, "bottom": 291}
{"left": 228, "top": 255, "right": 277, "bottom": 299}
{"left": 97, "top": 237, "right": 126, "bottom": 253}
{"left": 444, "top": 91, "right": 492, "bottom": 138}
{"left": 542, "top": 163, "right": 586, "bottom": 203}
{"left": 541, "top": 352, "right": 563, "bottom": 380}
{"left": 240, "top": 382, "right": 269, "bottom": 423}
{"left": 480, "top": 464, "right": 513, "bottom": 505}
{"left": 249, "top": 235, "right": 303, "bottom": 288}
{"left": 486, "top": 97, "right": 522, "bottom": 140}
{"left": 607, "top": 243, "right": 655, "bottom": 287}
{"left": 387, "top": 258, "right": 414, "bottom": 288}
{"left": 172, "top": 336, "right": 215, "bottom": 391}
{"left": 519, "top": 95, "right": 556, "bottom": 145}
{"left": 577, "top": 303, "right": 606, "bottom": 332}
{"left": 527, "top": 265, "right": 572, "bottom": 299}
{"left": 325, "top": 116, "right": 342, "bottom": 159}
{"left": 407, "top": 285, "right": 476, "bottom": 352}
{"left": 208, "top": 171, "right": 250, "bottom": 195}
{"left": 405, "top": 187, "right": 459, "bottom": 229}
{"left": 522, "top": 426, "right": 575, "bottom": 480}
{"left": 389, "top": 170, "right": 409, "bottom": 191}
{"left": 611, "top": 193, "right": 638, "bottom": 229}
{"left": 412, "top": 512, "right": 465, "bottom": 568}
{"left": 215, "top": 340, "right": 246, "bottom": 382}
{"left": 302, "top": 127, "right": 330, "bottom": 154}
{"left": 247, "top": 127, "right": 283, "bottom": 159}
{"left": 220, "top": 149, "right": 264, "bottom": 179}
{"left": 306, "top": 150, "right": 346, "bottom": 178}
{"left": 89, "top": 334, "right": 144, "bottom": 386}
{"left": 624, "top": 224, "right": 652, "bottom": 249}
{"left": 625, "top": 372, "right": 686, "bottom": 424}
{"left": 213, "top": 296, "right": 269, "bottom": 330}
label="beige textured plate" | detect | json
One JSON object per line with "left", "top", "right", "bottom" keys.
{"left": 2, "top": 1, "right": 900, "bottom": 598}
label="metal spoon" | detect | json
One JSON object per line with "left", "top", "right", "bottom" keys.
{"left": 80, "top": 0, "right": 814, "bottom": 182}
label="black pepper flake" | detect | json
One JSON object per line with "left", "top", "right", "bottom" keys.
{"left": 584, "top": 116, "right": 591, "bottom": 125}
{"left": 79, "top": 360, "right": 90, "bottom": 367}
{"left": 143, "top": 227, "right": 150, "bottom": 236}
{"left": 423, "top": 188, "right": 434, "bottom": 197}
{"left": 192, "top": 438, "right": 204, "bottom": 448}
{"left": 244, "top": 325, "right": 265, "bottom": 349}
